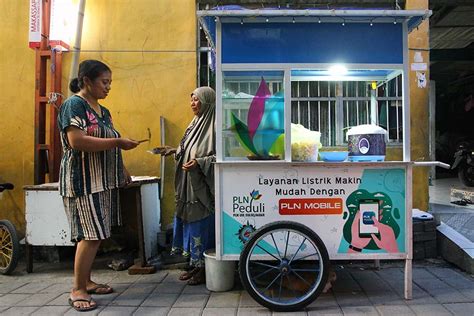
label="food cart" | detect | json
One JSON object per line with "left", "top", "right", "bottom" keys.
{"left": 197, "top": 7, "right": 442, "bottom": 312}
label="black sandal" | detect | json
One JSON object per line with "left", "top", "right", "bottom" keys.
{"left": 179, "top": 267, "right": 199, "bottom": 281}
{"left": 187, "top": 268, "right": 205, "bottom": 285}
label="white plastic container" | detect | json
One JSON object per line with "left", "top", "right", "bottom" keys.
{"left": 204, "top": 249, "right": 236, "bottom": 292}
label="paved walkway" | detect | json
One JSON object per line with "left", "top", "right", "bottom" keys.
{"left": 0, "top": 259, "right": 473, "bottom": 315}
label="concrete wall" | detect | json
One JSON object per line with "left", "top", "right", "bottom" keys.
{"left": 0, "top": 0, "right": 197, "bottom": 232}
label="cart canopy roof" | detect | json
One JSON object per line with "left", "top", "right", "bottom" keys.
{"left": 198, "top": 6, "right": 430, "bottom": 72}
{"left": 198, "top": 6, "right": 430, "bottom": 50}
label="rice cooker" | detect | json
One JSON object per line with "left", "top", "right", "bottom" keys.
{"left": 346, "top": 125, "right": 387, "bottom": 161}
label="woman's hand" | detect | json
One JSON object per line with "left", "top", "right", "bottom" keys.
{"left": 182, "top": 159, "right": 198, "bottom": 171}
{"left": 66, "top": 127, "right": 139, "bottom": 152}
{"left": 118, "top": 138, "right": 139, "bottom": 150}
{"left": 150, "top": 145, "right": 176, "bottom": 156}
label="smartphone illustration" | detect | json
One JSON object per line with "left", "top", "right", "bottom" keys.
{"left": 358, "top": 199, "right": 380, "bottom": 237}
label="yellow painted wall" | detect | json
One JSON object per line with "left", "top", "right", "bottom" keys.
{"left": 407, "top": 0, "right": 430, "bottom": 211}
{"left": 0, "top": 1, "right": 36, "bottom": 233}
{"left": 0, "top": 0, "right": 431, "bottom": 235}
{"left": 75, "top": 1, "right": 197, "bottom": 227}
{"left": 0, "top": 0, "right": 197, "bottom": 232}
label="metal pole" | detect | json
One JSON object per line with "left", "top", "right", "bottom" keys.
{"left": 68, "top": 0, "right": 86, "bottom": 96}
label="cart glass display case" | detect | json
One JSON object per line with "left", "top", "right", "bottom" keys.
{"left": 222, "top": 70, "right": 285, "bottom": 161}
{"left": 290, "top": 68, "right": 404, "bottom": 147}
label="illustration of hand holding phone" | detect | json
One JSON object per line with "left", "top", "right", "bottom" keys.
{"left": 358, "top": 199, "right": 380, "bottom": 238}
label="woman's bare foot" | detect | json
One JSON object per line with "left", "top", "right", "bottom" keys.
{"left": 69, "top": 288, "right": 97, "bottom": 311}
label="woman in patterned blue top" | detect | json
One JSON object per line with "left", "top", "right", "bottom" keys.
{"left": 58, "top": 60, "right": 139, "bottom": 312}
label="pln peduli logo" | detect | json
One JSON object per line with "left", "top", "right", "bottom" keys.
{"left": 232, "top": 189, "right": 265, "bottom": 217}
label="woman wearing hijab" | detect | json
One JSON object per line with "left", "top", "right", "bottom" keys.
{"left": 158, "top": 86, "right": 216, "bottom": 285}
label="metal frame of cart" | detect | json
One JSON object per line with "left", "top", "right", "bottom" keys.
{"left": 198, "top": 7, "right": 439, "bottom": 311}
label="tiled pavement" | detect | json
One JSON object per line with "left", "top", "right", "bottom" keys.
{"left": 0, "top": 260, "right": 473, "bottom": 315}
{"left": 429, "top": 178, "right": 474, "bottom": 242}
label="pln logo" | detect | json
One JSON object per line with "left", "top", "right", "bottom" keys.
{"left": 232, "top": 190, "right": 265, "bottom": 217}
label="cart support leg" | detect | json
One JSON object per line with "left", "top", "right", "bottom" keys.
{"left": 404, "top": 258, "right": 412, "bottom": 299}
{"left": 26, "top": 244, "right": 33, "bottom": 273}
{"left": 373, "top": 259, "right": 380, "bottom": 270}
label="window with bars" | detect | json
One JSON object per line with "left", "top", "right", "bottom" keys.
{"left": 291, "top": 75, "right": 403, "bottom": 146}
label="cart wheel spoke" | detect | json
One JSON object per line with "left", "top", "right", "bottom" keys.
{"left": 292, "top": 252, "right": 320, "bottom": 262}
{"left": 0, "top": 253, "right": 9, "bottom": 266}
{"left": 291, "top": 268, "right": 320, "bottom": 272}
{"left": 290, "top": 270, "right": 312, "bottom": 287}
{"left": 2, "top": 252, "right": 12, "bottom": 260}
{"left": 253, "top": 268, "right": 280, "bottom": 280}
{"left": 270, "top": 233, "right": 282, "bottom": 260}
{"left": 283, "top": 231, "right": 290, "bottom": 258}
{"left": 263, "top": 272, "right": 283, "bottom": 293}
{"left": 278, "top": 273, "right": 283, "bottom": 301}
{"left": 253, "top": 266, "right": 279, "bottom": 280}
{"left": 250, "top": 261, "right": 279, "bottom": 270}
{"left": 255, "top": 243, "right": 280, "bottom": 261}
{"left": 284, "top": 274, "right": 298, "bottom": 298}
{"left": 289, "top": 237, "right": 307, "bottom": 264}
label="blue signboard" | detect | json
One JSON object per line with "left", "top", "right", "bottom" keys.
{"left": 222, "top": 22, "right": 403, "bottom": 64}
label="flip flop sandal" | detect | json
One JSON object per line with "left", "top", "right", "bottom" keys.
{"left": 87, "top": 284, "right": 113, "bottom": 295}
{"left": 451, "top": 200, "right": 467, "bottom": 206}
{"left": 68, "top": 297, "right": 97, "bottom": 312}
{"left": 179, "top": 268, "right": 199, "bottom": 281}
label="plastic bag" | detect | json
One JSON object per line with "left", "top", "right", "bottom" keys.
{"left": 291, "top": 124, "right": 321, "bottom": 162}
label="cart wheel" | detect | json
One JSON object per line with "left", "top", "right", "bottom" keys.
{"left": 0, "top": 220, "right": 20, "bottom": 275}
{"left": 239, "top": 221, "right": 329, "bottom": 312}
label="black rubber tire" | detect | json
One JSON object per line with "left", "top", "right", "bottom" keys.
{"left": 239, "top": 221, "right": 329, "bottom": 312}
{"left": 458, "top": 164, "right": 474, "bottom": 187}
{"left": 0, "top": 220, "right": 20, "bottom": 275}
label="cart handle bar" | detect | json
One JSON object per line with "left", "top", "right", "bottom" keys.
{"left": 413, "top": 161, "right": 450, "bottom": 169}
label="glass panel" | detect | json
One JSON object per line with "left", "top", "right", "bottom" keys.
{"left": 222, "top": 71, "right": 285, "bottom": 161}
